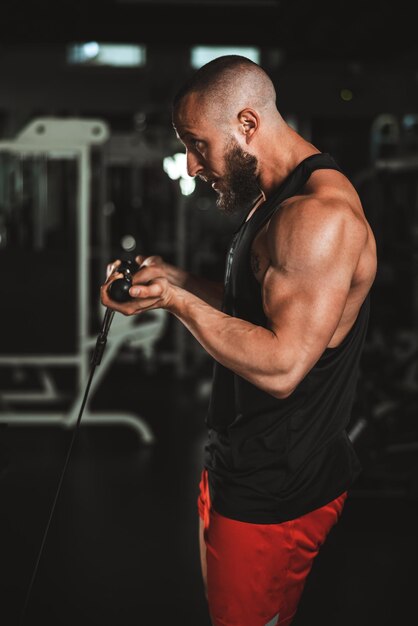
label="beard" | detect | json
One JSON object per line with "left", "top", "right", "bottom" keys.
{"left": 215, "top": 140, "right": 261, "bottom": 215}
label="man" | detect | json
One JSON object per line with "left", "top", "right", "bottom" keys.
{"left": 101, "top": 55, "right": 377, "bottom": 626}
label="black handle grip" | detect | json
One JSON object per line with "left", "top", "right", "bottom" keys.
{"left": 107, "top": 258, "right": 140, "bottom": 303}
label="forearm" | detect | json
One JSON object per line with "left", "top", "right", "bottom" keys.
{"left": 165, "top": 264, "right": 224, "bottom": 310}
{"left": 168, "top": 286, "right": 295, "bottom": 398}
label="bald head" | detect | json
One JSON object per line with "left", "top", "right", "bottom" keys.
{"left": 172, "top": 55, "right": 278, "bottom": 124}
{"left": 171, "top": 56, "right": 287, "bottom": 212}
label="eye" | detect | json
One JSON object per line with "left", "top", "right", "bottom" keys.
{"left": 192, "top": 139, "right": 205, "bottom": 152}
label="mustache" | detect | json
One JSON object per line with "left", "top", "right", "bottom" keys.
{"left": 197, "top": 173, "right": 215, "bottom": 184}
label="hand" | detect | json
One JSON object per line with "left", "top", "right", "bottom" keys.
{"left": 100, "top": 255, "right": 176, "bottom": 315}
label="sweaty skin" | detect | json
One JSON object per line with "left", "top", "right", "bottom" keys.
{"left": 101, "top": 89, "right": 377, "bottom": 401}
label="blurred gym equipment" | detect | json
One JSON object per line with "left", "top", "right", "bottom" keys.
{"left": 348, "top": 113, "right": 418, "bottom": 498}
{"left": 0, "top": 117, "right": 168, "bottom": 442}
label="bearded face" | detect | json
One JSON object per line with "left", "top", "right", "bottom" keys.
{"left": 214, "top": 139, "right": 261, "bottom": 215}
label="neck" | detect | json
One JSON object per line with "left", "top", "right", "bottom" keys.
{"left": 257, "top": 124, "right": 320, "bottom": 197}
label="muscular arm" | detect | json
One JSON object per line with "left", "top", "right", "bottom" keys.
{"left": 167, "top": 199, "right": 366, "bottom": 397}
{"left": 103, "top": 199, "right": 367, "bottom": 398}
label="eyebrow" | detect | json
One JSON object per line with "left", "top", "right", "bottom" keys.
{"left": 178, "top": 131, "right": 198, "bottom": 143}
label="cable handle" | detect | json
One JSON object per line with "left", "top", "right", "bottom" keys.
{"left": 107, "top": 258, "right": 141, "bottom": 303}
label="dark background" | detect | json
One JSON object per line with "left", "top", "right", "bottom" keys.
{"left": 1, "top": 2, "right": 417, "bottom": 625}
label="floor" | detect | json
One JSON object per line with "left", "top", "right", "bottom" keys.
{"left": 1, "top": 358, "right": 417, "bottom": 626}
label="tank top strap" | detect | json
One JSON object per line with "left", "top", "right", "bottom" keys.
{"left": 236, "top": 152, "right": 343, "bottom": 234}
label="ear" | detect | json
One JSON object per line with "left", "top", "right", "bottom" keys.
{"left": 237, "top": 108, "right": 259, "bottom": 143}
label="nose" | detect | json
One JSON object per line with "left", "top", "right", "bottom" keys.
{"left": 186, "top": 150, "right": 204, "bottom": 178}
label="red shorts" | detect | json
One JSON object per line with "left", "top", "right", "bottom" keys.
{"left": 198, "top": 469, "right": 347, "bottom": 626}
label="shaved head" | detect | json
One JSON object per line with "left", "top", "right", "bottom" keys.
{"left": 172, "top": 55, "right": 277, "bottom": 123}
{"left": 172, "top": 55, "right": 279, "bottom": 215}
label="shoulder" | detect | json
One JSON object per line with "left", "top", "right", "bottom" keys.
{"left": 266, "top": 181, "right": 368, "bottom": 269}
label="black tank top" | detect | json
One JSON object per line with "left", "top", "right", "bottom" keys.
{"left": 204, "top": 153, "right": 369, "bottom": 523}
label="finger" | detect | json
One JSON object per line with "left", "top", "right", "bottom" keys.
{"left": 100, "top": 293, "right": 136, "bottom": 318}
{"left": 138, "top": 255, "right": 163, "bottom": 268}
{"left": 101, "top": 285, "right": 158, "bottom": 316}
{"left": 104, "top": 271, "right": 123, "bottom": 286}
{"left": 100, "top": 284, "right": 117, "bottom": 310}
{"left": 129, "top": 282, "right": 163, "bottom": 299}
{"left": 131, "top": 266, "right": 163, "bottom": 285}
{"left": 106, "top": 259, "right": 121, "bottom": 280}
{"left": 100, "top": 274, "right": 123, "bottom": 308}
{"left": 135, "top": 255, "right": 147, "bottom": 267}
